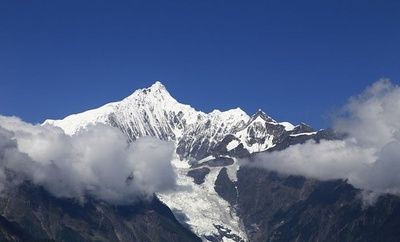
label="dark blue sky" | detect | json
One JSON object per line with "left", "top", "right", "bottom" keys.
{"left": 1, "top": 0, "right": 399, "bottom": 128}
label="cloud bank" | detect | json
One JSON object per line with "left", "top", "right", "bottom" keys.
{"left": 0, "top": 116, "right": 176, "bottom": 204}
{"left": 244, "top": 79, "right": 400, "bottom": 197}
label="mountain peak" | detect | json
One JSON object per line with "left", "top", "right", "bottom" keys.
{"left": 123, "top": 80, "right": 176, "bottom": 104}
{"left": 141, "top": 80, "right": 168, "bottom": 95}
{"left": 149, "top": 80, "right": 166, "bottom": 91}
{"left": 249, "top": 109, "right": 274, "bottom": 123}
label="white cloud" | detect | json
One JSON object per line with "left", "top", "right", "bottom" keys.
{"left": 0, "top": 116, "right": 176, "bottom": 204}
{"left": 243, "top": 79, "right": 400, "bottom": 199}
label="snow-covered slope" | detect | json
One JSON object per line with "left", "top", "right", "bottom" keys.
{"left": 43, "top": 102, "right": 118, "bottom": 135}
{"left": 45, "top": 81, "right": 204, "bottom": 138}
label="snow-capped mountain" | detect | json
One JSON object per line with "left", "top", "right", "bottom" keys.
{"left": 44, "top": 81, "right": 317, "bottom": 242}
{"left": 44, "top": 81, "right": 311, "bottom": 161}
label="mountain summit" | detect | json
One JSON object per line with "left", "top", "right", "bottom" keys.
{"left": 44, "top": 81, "right": 308, "bottom": 160}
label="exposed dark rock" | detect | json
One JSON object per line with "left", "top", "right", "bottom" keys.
{"left": 204, "top": 224, "right": 245, "bottom": 242}
{"left": 206, "top": 157, "right": 234, "bottom": 167}
{"left": 0, "top": 182, "right": 201, "bottom": 242}
{"left": 212, "top": 135, "right": 251, "bottom": 158}
{"left": 236, "top": 167, "right": 400, "bottom": 242}
{"left": 268, "top": 128, "right": 344, "bottom": 152}
{"left": 214, "top": 168, "right": 237, "bottom": 205}
{"left": 291, "top": 122, "right": 315, "bottom": 134}
{"left": 187, "top": 167, "right": 211, "bottom": 185}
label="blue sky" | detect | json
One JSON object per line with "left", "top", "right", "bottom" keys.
{"left": 1, "top": 0, "right": 399, "bottom": 128}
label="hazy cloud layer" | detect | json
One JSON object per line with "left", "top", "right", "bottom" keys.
{"left": 0, "top": 116, "right": 176, "bottom": 204}
{"left": 244, "top": 79, "right": 400, "bottom": 197}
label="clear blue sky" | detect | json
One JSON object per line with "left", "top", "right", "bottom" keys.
{"left": 1, "top": 0, "right": 399, "bottom": 128}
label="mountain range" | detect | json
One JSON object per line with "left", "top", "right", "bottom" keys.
{"left": 1, "top": 81, "right": 400, "bottom": 242}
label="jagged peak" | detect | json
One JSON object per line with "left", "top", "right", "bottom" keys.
{"left": 149, "top": 80, "right": 166, "bottom": 91}
{"left": 123, "top": 81, "right": 177, "bottom": 104}
{"left": 255, "top": 109, "right": 268, "bottom": 117}
{"left": 249, "top": 109, "right": 275, "bottom": 123}
{"left": 292, "top": 122, "right": 315, "bottom": 133}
